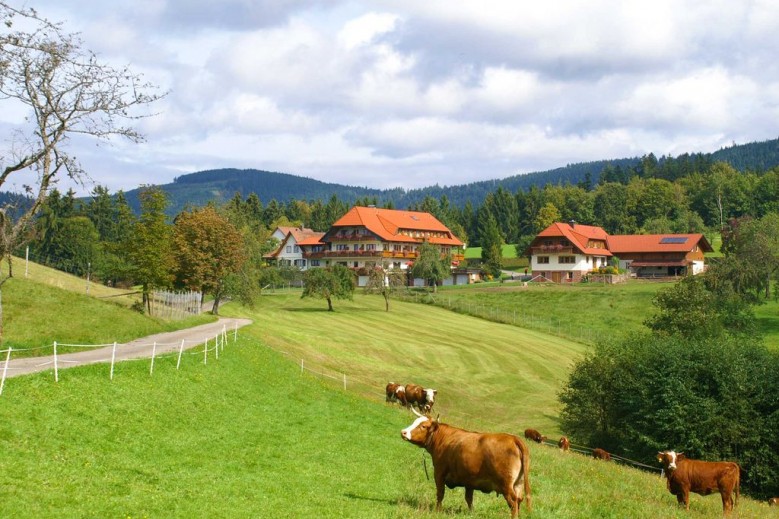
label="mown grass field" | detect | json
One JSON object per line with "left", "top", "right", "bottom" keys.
{"left": 1, "top": 283, "right": 773, "bottom": 517}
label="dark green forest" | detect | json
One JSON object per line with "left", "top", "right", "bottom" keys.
{"left": 120, "top": 136, "right": 779, "bottom": 214}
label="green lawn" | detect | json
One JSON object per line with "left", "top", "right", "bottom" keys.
{"left": 1, "top": 289, "right": 771, "bottom": 518}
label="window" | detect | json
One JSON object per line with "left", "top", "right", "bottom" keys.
{"left": 285, "top": 246, "right": 292, "bottom": 253}
{"left": 353, "top": 261, "right": 359, "bottom": 268}
{"left": 537, "top": 256, "right": 550, "bottom": 264}
{"left": 311, "top": 260, "right": 320, "bottom": 267}
{"left": 366, "top": 244, "right": 376, "bottom": 251}
{"left": 559, "top": 256, "right": 576, "bottom": 264}
{"left": 294, "top": 245, "right": 300, "bottom": 253}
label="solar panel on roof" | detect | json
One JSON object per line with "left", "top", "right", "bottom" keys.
{"left": 659, "top": 237, "right": 688, "bottom": 244}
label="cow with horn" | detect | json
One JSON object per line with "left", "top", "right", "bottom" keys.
{"left": 400, "top": 407, "right": 531, "bottom": 518}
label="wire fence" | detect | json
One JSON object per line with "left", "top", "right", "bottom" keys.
{"left": 257, "top": 335, "right": 663, "bottom": 477}
{"left": 0, "top": 323, "right": 241, "bottom": 396}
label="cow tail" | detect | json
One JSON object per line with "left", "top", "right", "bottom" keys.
{"left": 518, "top": 437, "right": 532, "bottom": 512}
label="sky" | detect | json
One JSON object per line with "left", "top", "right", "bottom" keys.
{"left": 3, "top": 0, "right": 779, "bottom": 196}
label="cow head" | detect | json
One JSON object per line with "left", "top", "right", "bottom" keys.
{"left": 424, "top": 388, "right": 437, "bottom": 404}
{"left": 657, "top": 450, "right": 683, "bottom": 471}
{"left": 401, "top": 408, "right": 438, "bottom": 447}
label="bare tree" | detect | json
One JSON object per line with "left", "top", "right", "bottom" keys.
{"left": 0, "top": 3, "right": 163, "bottom": 341}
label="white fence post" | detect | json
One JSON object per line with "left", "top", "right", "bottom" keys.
{"left": 110, "top": 342, "right": 117, "bottom": 380}
{"left": 301, "top": 358, "right": 304, "bottom": 374}
{"left": 234, "top": 323, "right": 238, "bottom": 342}
{"left": 53, "top": 341, "right": 59, "bottom": 383}
{"left": 343, "top": 373, "right": 346, "bottom": 391}
{"left": 203, "top": 338, "right": 208, "bottom": 365}
{"left": 0, "top": 347, "right": 12, "bottom": 396}
{"left": 176, "top": 340, "right": 185, "bottom": 370}
{"left": 214, "top": 335, "right": 219, "bottom": 360}
{"left": 150, "top": 342, "right": 157, "bottom": 375}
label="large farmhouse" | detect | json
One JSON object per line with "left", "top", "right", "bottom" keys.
{"left": 267, "top": 206, "right": 467, "bottom": 284}
{"left": 526, "top": 221, "right": 612, "bottom": 282}
{"left": 527, "top": 221, "right": 713, "bottom": 282}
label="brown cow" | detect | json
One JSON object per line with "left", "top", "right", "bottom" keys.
{"left": 656, "top": 450, "right": 740, "bottom": 514}
{"left": 404, "top": 383, "right": 437, "bottom": 412}
{"left": 385, "top": 382, "right": 400, "bottom": 403}
{"left": 401, "top": 409, "right": 531, "bottom": 518}
{"left": 592, "top": 448, "right": 611, "bottom": 461}
{"left": 769, "top": 497, "right": 779, "bottom": 506}
{"left": 523, "top": 428, "right": 546, "bottom": 444}
{"left": 558, "top": 436, "right": 570, "bottom": 451}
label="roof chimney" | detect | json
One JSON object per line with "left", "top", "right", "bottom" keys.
{"left": 569, "top": 219, "right": 576, "bottom": 228}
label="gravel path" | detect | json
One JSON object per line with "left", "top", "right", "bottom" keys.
{"left": 2, "top": 317, "right": 253, "bottom": 379}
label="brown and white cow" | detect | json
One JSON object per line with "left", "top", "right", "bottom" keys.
{"left": 592, "top": 448, "right": 611, "bottom": 461}
{"left": 404, "top": 383, "right": 437, "bottom": 412}
{"left": 656, "top": 450, "right": 740, "bottom": 514}
{"left": 523, "top": 428, "right": 546, "bottom": 444}
{"left": 401, "top": 409, "right": 531, "bottom": 518}
{"left": 385, "top": 382, "right": 406, "bottom": 405}
{"left": 768, "top": 497, "right": 779, "bottom": 506}
{"left": 558, "top": 436, "right": 570, "bottom": 451}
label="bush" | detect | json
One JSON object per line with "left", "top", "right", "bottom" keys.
{"left": 559, "top": 333, "right": 779, "bottom": 496}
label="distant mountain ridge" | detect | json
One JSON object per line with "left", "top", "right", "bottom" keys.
{"left": 117, "top": 136, "right": 779, "bottom": 214}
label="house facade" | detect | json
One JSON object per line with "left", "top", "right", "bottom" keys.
{"left": 303, "top": 206, "right": 465, "bottom": 275}
{"left": 607, "top": 234, "right": 713, "bottom": 277}
{"left": 527, "top": 221, "right": 713, "bottom": 282}
{"left": 526, "top": 221, "right": 612, "bottom": 282}
{"left": 265, "top": 226, "right": 325, "bottom": 270}
{"left": 266, "top": 207, "right": 466, "bottom": 284}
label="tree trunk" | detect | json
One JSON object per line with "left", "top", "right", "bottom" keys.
{"left": 5, "top": 254, "right": 12, "bottom": 279}
{"left": 327, "top": 296, "right": 333, "bottom": 311}
{"left": 212, "top": 293, "right": 221, "bottom": 315}
{"left": 383, "top": 291, "right": 390, "bottom": 311}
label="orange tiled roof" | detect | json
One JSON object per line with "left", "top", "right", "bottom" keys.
{"left": 537, "top": 222, "right": 613, "bottom": 256}
{"left": 330, "top": 206, "right": 464, "bottom": 246}
{"left": 607, "top": 234, "right": 713, "bottom": 254}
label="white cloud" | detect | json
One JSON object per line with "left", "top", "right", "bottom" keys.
{"left": 6, "top": 0, "right": 779, "bottom": 196}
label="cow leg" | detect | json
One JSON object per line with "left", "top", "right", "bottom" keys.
{"left": 721, "top": 490, "right": 732, "bottom": 514}
{"left": 464, "top": 487, "right": 474, "bottom": 511}
{"left": 434, "top": 471, "right": 446, "bottom": 512}
{"left": 502, "top": 488, "right": 519, "bottom": 519}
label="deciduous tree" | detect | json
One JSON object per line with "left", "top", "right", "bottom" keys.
{"left": 410, "top": 241, "right": 450, "bottom": 292}
{"left": 172, "top": 205, "right": 247, "bottom": 315}
{"left": 129, "top": 187, "right": 174, "bottom": 313}
{"left": 301, "top": 265, "right": 355, "bottom": 311}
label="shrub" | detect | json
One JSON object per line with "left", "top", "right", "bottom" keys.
{"left": 559, "top": 332, "right": 779, "bottom": 496}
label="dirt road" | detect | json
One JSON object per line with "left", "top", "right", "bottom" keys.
{"left": 2, "top": 317, "right": 252, "bottom": 379}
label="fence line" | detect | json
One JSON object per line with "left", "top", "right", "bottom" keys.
{"left": 150, "top": 290, "right": 202, "bottom": 320}
{"left": 0, "top": 324, "right": 239, "bottom": 396}
{"left": 258, "top": 334, "right": 664, "bottom": 476}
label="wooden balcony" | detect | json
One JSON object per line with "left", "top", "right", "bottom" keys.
{"left": 530, "top": 245, "right": 574, "bottom": 254}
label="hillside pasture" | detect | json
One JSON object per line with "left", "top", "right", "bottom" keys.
{"left": 233, "top": 292, "right": 586, "bottom": 435}
{"left": 0, "top": 299, "right": 771, "bottom": 517}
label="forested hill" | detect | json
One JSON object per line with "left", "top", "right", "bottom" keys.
{"left": 122, "top": 136, "right": 779, "bottom": 214}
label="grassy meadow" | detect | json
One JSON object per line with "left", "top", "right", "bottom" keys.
{"left": 2, "top": 286, "right": 773, "bottom": 517}
{"left": 1, "top": 267, "right": 776, "bottom": 517}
